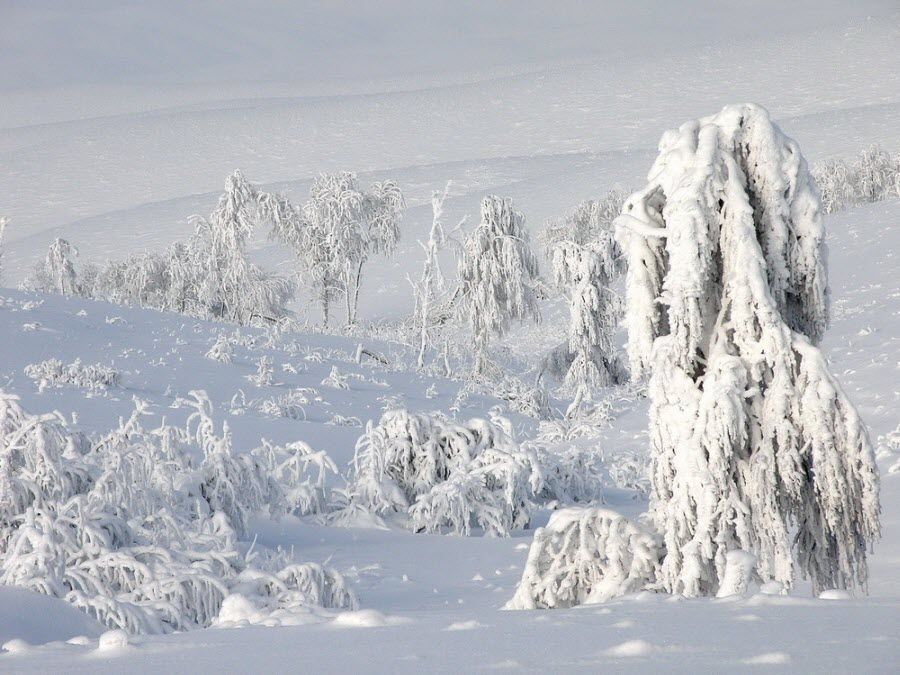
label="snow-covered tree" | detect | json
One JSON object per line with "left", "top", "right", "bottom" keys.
{"left": 26, "top": 238, "right": 80, "bottom": 297}
{"left": 189, "top": 170, "right": 293, "bottom": 324}
{"left": 616, "top": 103, "right": 880, "bottom": 596}
{"left": 266, "top": 172, "right": 404, "bottom": 327}
{"left": 457, "top": 196, "right": 540, "bottom": 373}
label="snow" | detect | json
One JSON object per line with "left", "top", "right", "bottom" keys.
{"left": 1, "top": 1, "right": 900, "bottom": 672}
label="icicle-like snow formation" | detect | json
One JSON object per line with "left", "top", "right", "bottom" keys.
{"left": 616, "top": 103, "right": 880, "bottom": 596}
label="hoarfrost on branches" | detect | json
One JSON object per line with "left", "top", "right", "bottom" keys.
{"left": 615, "top": 103, "right": 880, "bottom": 596}
{"left": 345, "top": 410, "right": 539, "bottom": 536}
{"left": 457, "top": 195, "right": 540, "bottom": 373}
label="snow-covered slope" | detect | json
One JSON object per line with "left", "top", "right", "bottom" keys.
{"left": 0, "top": 198, "right": 897, "bottom": 673}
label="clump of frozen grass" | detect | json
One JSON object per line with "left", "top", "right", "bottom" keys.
{"left": 0, "top": 390, "right": 354, "bottom": 635}
{"left": 24, "top": 358, "right": 121, "bottom": 392}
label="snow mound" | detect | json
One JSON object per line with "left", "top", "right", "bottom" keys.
{"left": 330, "top": 609, "right": 410, "bottom": 629}
{"left": 0, "top": 586, "right": 103, "bottom": 647}
{"left": 603, "top": 639, "right": 656, "bottom": 657}
{"left": 741, "top": 652, "right": 792, "bottom": 665}
{"left": 96, "top": 629, "right": 130, "bottom": 652}
{"left": 444, "top": 620, "right": 488, "bottom": 631}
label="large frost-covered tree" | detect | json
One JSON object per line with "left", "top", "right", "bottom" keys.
{"left": 458, "top": 195, "right": 540, "bottom": 373}
{"left": 616, "top": 103, "right": 880, "bottom": 596}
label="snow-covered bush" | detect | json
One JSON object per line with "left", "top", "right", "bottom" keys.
{"left": 23, "top": 172, "right": 294, "bottom": 327}
{"left": 25, "top": 358, "right": 121, "bottom": 392}
{"left": 529, "top": 442, "right": 604, "bottom": 505}
{"left": 616, "top": 103, "right": 880, "bottom": 596}
{"left": 256, "top": 389, "right": 310, "bottom": 421}
{"left": 812, "top": 144, "right": 900, "bottom": 213}
{"left": 506, "top": 508, "right": 661, "bottom": 609}
{"left": 457, "top": 195, "right": 540, "bottom": 373}
{"left": 0, "top": 390, "right": 353, "bottom": 634}
{"left": 346, "top": 410, "right": 538, "bottom": 536}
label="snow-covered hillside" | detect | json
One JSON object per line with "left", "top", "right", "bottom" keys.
{"left": 0, "top": 196, "right": 897, "bottom": 672}
{"left": 1, "top": 1, "right": 899, "bottom": 672}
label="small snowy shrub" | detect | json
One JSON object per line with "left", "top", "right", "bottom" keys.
{"left": 321, "top": 366, "right": 349, "bottom": 390}
{"left": 247, "top": 355, "right": 274, "bottom": 387}
{"left": 0, "top": 390, "right": 353, "bottom": 635}
{"left": 25, "top": 358, "right": 121, "bottom": 392}
{"left": 506, "top": 508, "right": 661, "bottom": 609}
{"left": 256, "top": 389, "right": 309, "bottom": 421}
{"left": 347, "top": 410, "right": 538, "bottom": 536}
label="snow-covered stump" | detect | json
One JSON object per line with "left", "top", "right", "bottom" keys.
{"left": 506, "top": 508, "right": 660, "bottom": 609}
{"left": 615, "top": 103, "right": 881, "bottom": 597}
